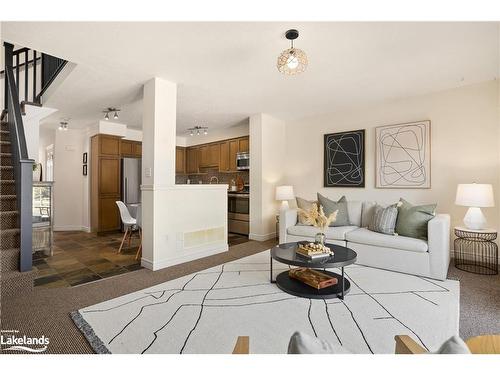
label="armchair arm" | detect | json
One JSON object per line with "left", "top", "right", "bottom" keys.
{"left": 232, "top": 336, "right": 249, "bottom": 354}
{"left": 427, "top": 214, "right": 451, "bottom": 280}
{"left": 279, "top": 208, "right": 298, "bottom": 244}
{"left": 395, "top": 335, "right": 428, "bottom": 354}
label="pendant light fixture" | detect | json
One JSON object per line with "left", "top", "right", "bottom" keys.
{"left": 103, "top": 107, "right": 120, "bottom": 120}
{"left": 277, "top": 29, "right": 308, "bottom": 75}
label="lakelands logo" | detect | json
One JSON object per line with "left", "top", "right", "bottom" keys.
{"left": 0, "top": 330, "right": 49, "bottom": 353}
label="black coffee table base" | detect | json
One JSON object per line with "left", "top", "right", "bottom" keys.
{"left": 275, "top": 269, "right": 351, "bottom": 300}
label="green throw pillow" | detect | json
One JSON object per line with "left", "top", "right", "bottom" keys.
{"left": 368, "top": 204, "right": 399, "bottom": 235}
{"left": 395, "top": 198, "right": 436, "bottom": 240}
{"left": 317, "top": 193, "right": 350, "bottom": 227}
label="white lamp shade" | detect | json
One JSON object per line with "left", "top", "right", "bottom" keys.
{"left": 455, "top": 183, "right": 495, "bottom": 207}
{"left": 275, "top": 185, "right": 294, "bottom": 201}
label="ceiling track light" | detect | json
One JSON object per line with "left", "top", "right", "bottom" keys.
{"left": 103, "top": 107, "right": 120, "bottom": 120}
{"left": 187, "top": 125, "right": 208, "bottom": 136}
{"left": 58, "top": 121, "right": 69, "bottom": 131}
{"left": 277, "top": 29, "right": 308, "bottom": 75}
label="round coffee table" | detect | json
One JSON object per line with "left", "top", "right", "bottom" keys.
{"left": 270, "top": 242, "right": 357, "bottom": 300}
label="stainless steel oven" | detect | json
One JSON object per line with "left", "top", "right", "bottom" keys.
{"left": 236, "top": 152, "right": 250, "bottom": 170}
{"left": 228, "top": 192, "right": 249, "bottom": 235}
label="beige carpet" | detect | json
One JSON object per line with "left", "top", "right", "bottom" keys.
{"left": 0, "top": 239, "right": 276, "bottom": 354}
{"left": 1, "top": 240, "right": 498, "bottom": 354}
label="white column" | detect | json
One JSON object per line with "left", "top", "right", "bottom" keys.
{"left": 141, "top": 77, "right": 177, "bottom": 269}
{"left": 249, "top": 113, "right": 286, "bottom": 241}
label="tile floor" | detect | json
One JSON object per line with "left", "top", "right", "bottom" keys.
{"left": 33, "top": 231, "right": 250, "bottom": 289}
{"left": 33, "top": 231, "right": 142, "bottom": 289}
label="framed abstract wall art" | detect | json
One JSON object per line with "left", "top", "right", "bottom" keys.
{"left": 375, "top": 120, "right": 431, "bottom": 188}
{"left": 324, "top": 129, "right": 365, "bottom": 187}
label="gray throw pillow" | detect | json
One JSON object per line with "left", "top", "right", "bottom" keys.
{"left": 432, "top": 336, "right": 471, "bottom": 354}
{"left": 296, "top": 197, "right": 317, "bottom": 226}
{"left": 368, "top": 204, "right": 398, "bottom": 235}
{"left": 317, "top": 194, "right": 350, "bottom": 226}
{"left": 395, "top": 198, "right": 436, "bottom": 240}
{"left": 288, "top": 331, "right": 352, "bottom": 354}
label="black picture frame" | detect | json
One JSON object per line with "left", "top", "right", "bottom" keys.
{"left": 324, "top": 129, "right": 365, "bottom": 187}
{"left": 83, "top": 164, "right": 87, "bottom": 176}
{"left": 83, "top": 152, "right": 88, "bottom": 164}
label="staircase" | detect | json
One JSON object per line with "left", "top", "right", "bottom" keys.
{"left": 0, "top": 42, "right": 68, "bottom": 299}
{"left": 1, "top": 116, "right": 35, "bottom": 297}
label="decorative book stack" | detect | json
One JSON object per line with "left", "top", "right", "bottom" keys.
{"left": 296, "top": 242, "right": 333, "bottom": 260}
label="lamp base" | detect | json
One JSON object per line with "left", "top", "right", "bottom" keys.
{"left": 280, "top": 200, "right": 290, "bottom": 211}
{"left": 463, "top": 207, "right": 487, "bottom": 230}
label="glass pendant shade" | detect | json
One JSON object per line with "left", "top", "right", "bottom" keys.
{"left": 277, "top": 48, "right": 308, "bottom": 75}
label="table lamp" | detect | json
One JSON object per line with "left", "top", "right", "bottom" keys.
{"left": 455, "top": 183, "right": 494, "bottom": 230}
{"left": 275, "top": 185, "right": 295, "bottom": 211}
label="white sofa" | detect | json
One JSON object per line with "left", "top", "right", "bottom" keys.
{"left": 279, "top": 201, "right": 450, "bottom": 280}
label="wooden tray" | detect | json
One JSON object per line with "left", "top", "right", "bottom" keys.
{"left": 288, "top": 268, "right": 338, "bottom": 290}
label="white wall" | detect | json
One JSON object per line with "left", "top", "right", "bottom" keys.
{"left": 178, "top": 120, "right": 249, "bottom": 147}
{"left": 249, "top": 113, "right": 286, "bottom": 240}
{"left": 53, "top": 128, "right": 86, "bottom": 231}
{"left": 38, "top": 126, "right": 55, "bottom": 179}
{"left": 284, "top": 81, "right": 500, "bottom": 234}
{"left": 23, "top": 106, "right": 58, "bottom": 162}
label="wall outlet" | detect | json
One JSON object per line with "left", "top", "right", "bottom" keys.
{"left": 145, "top": 167, "right": 152, "bottom": 177}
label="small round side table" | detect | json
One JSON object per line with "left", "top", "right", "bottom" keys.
{"left": 454, "top": 227, "right": 498, "bottom": 275}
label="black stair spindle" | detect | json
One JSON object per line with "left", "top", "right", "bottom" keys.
{"left": 15, "top": 53, "right": 19, "bottom": 87}
{"left": 33, "top": 51, "right": 37, "bottom": 102}
{"left": 24, "top": 50, "right": 28, "bottom": 102}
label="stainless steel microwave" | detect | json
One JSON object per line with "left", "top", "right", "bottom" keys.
{"left": 236, "top": 152, "right": 249, "bottom": 170}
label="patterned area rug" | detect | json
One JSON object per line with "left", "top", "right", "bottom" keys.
{"left": 71, "top": 250, "right": 459, "bottom": 354}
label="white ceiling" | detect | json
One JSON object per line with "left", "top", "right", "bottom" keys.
{"left": 2, "top": 22, "right": 498, "bottom": 134}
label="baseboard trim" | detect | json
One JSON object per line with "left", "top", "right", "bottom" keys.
{"left": 141, "top": 244, "right": 229, "bottom": 271}
{"left": 249, "top": 232, "right": 276, "bottom": 241}
{"left": 54, "top": 225, "right": 89, "bottom": 232}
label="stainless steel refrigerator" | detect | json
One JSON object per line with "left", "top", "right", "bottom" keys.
{"left": 121, "top": 157, "right": 142, "bottom": 209}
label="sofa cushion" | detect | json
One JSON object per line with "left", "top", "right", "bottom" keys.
{"left": 396, "top": 198, "right": 437, "bottom": 240}
{"left": 288, "top": 225, "right": 358, "bottom": 241}
{"left": 347, "top": 201, "right": 362, "bottom": 227}
{"left": 346, "top": 228, "right": 428, "bottom": 253}
{"left": 296, "top": 197, "right": 317, "bottom": 225}
{"left": 368, "top": 204, "right": 398, "bottom": 235}
{"left": 317, "top": 194, "right": 350, "bottom": 226}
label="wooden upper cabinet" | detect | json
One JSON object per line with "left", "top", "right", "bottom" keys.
{"left": 208, "top": 143, "right": 220, "bottom": 166}
{"left": 219, "top": 141, "right": 229, "bottom": 172}
{"left": 120, "top": 140, "right": 134, "bottom": 156}
{"left": 134, "top": 142, "right": 142, "bottom": 157}
{"left": 100, "top": 135, "right": 121, "bottom": 156}
{"left": 198, "top": 145, "right": 209, "bottom": 167}
{"left": 229, "top": 139, "right": 239, "bottom": 171}
{"left": 176, "top": 147, "right": 186, "bottom": 174}
{"left": 186, "top": 147, "right": 199, "bottom": 174}
{"left": 238, "top": 137, "right": 249, "bottom": 153}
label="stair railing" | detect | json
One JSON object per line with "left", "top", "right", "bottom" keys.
{"left": 3, "top": 42, "right": 34, "bottom": 272}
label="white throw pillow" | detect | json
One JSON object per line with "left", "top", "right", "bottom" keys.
{"left": 432, "top": 336, "right": 471, "bottom": 354}
{"left": 287, "top": 331, "right": 352, "bottom": 354}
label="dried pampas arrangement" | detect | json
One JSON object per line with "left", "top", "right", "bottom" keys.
{"left": 298, "top": 204, "right": 338, "bottom": 233}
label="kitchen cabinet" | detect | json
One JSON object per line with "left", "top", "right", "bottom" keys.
{"left": 176, "top": 147, "right": 186, "bottom": 174}
{"left": 91, "top": 134, "right": 122, "bottom": 233}
{"left": 238, "top": 137, "right": 249, "bottom": 153}
{"left": 134, "top": 142, "right": 142, "bottom": 157}
{"left": 219, "top": 141, "right": 229, "bottom": 172}
{"left": 228, "top": 139, "right": 239, "bottom": 172}
{"left": 199, "top": 145, "right": 209, "bottom": 167}
{"left": 186, "top": 147, "right": 199, "bottom": 174}
{"left": 208, "top": 143, "right": 220, "bottom": 166}
{"left": 120, "top": 140, "right": 142, "bottom": 158}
